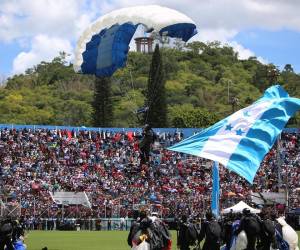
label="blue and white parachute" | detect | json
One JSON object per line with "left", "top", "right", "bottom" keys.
{"left": 74, "top": 5, "right": 197, "bottom": 77}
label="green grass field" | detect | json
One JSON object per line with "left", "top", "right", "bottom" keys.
{"left": 25, "top": 230, "right": 177, "bottom": 250}
{"left": 25, "top": 230, "right": 300, "bottom": 250}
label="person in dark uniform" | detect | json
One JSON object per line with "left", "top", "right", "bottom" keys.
{"left": 127, "top": 209, "right": 151, "bottom": 248}
{"left": 257, "top": 212, "right": 276, "bottom": 250}
{"left": 128, "top": 209, "right": 172, "bottom": 250}
{"left": 107, "top": 219, "right": 111, "bottom": 231}
{"left": 199, "top": 211, "right": 221, "bottom": 250}
{"left": 236, "top": 208, "right": 261, "bottom": 250}
{"left": 0, "top": 218, "right": 14, "bottom": 250}
{"left": 222, "top": 211, "right": 234, "bottom": 250}
{"left": 127, "top": 210, "right": 145, "bottom": 247}
{"left": 177, "top": 215, "right": 190, "bottom": 250}
{"left": 139, "top": 124, "right": 155, "bottom": 165}
{"left": 12, "top": 220, "right": 25, "bottom": 243}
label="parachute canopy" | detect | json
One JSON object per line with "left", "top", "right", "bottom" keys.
{"left": 74, "top": 5, "right": 197, "bottom": 77}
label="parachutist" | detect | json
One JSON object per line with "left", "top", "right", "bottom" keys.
{"left": 136, "top": 106, "right": 149, "bottom": 114}
{"left": 135, "top": 106, "right": 149, "bottom": 124}
{"left": 139, "top": 124, "right": 155, "bottom": 165}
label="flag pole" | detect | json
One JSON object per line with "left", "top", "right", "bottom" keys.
{"left": 211, "top": 161, "right": 220, "bottom": 218}
{"left": 276, "top": 134, "right": 282, "bottom": 185}
{"left": 276, "top": 134, "right": 289, "bottom": 209}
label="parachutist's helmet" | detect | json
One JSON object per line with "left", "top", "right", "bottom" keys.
{"left": 144, "top": 124, "right": 151, "bottom": 131}
{"left": 139, "top": 208, "right": 148, "bottom": 219}
{"left": 12, "top": 220, "right": 19, "bottom": 226}
{"left": 242, "top": 208, "right": 251, "bottom": 215}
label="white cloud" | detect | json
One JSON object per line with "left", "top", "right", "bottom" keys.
{"left": 93, "top": 0, "right": 300, "bottom": 31}
{"left": 191, "top": 29, "right": 238, "bottom": 44}
{"left": 229, "top": 41, "right": 268, "bottom": 64}
{"left": 86, "top": 0, "right": 299, "bottom": 64}
{"left": 12, "top": 35, "right": 73, "bottom": 74}
{"left": 2, "top": 0, "right": 300, "bottom": 42}
{"left": 0, "top": 0, "right": 97, "bottom": 42}
{"left": 2, "top": 0, "right": 300, "bottom": 74}
{"left": 0, "top": 0, "right": 98, "bottom": 74}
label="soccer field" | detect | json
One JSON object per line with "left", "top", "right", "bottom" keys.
{"left": 25, "top": 230, "right": 300, "bottom": 250}
{"left": 25, "top": 230, "right": 178, "bottom": 250}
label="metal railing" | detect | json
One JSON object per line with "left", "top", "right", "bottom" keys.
{"left": 24, "top": 218, "right": 134, "bottom": 231}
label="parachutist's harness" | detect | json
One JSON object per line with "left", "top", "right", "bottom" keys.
{"left": 135, "top": 106, "right": 149, "bottom": 124}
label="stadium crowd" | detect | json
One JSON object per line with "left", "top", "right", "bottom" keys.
{"left": 0, "top": 127, "right": 299, "bottom": 227}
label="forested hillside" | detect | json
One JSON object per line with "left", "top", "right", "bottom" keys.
{"left": 1, "top": 42, "right": 300, "bottom": 127}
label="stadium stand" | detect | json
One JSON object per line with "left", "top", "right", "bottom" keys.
{"left": 0, "top": 126, "right": 299, "bottom": 230}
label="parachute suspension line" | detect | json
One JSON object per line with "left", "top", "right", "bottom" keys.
{"left": 145, "top": 86, "right": 157, "bottom": 124}
{"left": 126, "top": 63, "right": 151, "bottom": 125}
{"left": 145, "top": 68, "right": 159, "bottom": 124}
{"left": 117, "top": 74, "right": 138, "bottom": 120}
{"left": 119, "top": 65, "right": 143, "bottom": 125}
{"left": 128, "top": 67, "right": 145, "bottom": 125}
{"left": 144, "top": 57, "right": 163, "bottom": 124}
{"left": 129, "top": 68, "right": 138, "bottom": 111}
{"left": 126, "top": 66, "right": 145, "bottom": 124}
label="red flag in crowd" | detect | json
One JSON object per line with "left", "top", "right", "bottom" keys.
{"left": 67, "top": 130, "right": 72, "bottom": 141}
{"left": 127, "top": 131, "right": 134, "bottom": 142}
{"left": 114, "top": 133, "right": 121, "bottom": 142}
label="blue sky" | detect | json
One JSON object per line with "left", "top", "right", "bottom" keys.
{"left": 0, "top": 41, "right": 21, "bottom": 75}
{"left": 233, "top": 29, "right": 300, "bottom": 72}
{"left": 1, "top": 0, "right": 300, "bottom": 77}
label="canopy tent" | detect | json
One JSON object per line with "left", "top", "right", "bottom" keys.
{"left": 251, "top": 191, "right": 287, "bottom": 205}
{"left": 50, "top": 192, "right": 91, "bottom": 208}
{"left": 222, "top": 201, "right": 261, "bottom": 214}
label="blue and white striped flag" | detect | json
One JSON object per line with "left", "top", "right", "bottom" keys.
{"left": 168, "top": 85, "right": 300, "bottom": 183}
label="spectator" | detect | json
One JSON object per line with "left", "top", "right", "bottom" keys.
{"left": 0, "top": 128, "right": 298, "bottom": 223}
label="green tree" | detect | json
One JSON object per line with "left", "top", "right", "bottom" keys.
{"left": 144, "top": 44, "right": 167, "bottom": 127}
{"left": 283, "top": 64, "right": 294, "bottom": 73}
{"left": 93, "top": 76, "right": 113, "bottom": 127}
{"left": 170, "top": 104, "right": 218, "bottom": 128}
{"left": 186, "top": 41, "right": 207, "bottom": 56}
{"left": 1, "top": 47, "right": 299, "bottom": 128}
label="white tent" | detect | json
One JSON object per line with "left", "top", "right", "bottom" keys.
{"left": 222, "top": 201, "right": 261, "bottom": 214}
{"left": 50, "top": 192, "right": 91, "bottom": 208}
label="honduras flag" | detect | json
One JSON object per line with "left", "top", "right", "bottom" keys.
{"left": 168, "top": 85, "right": 300, "bottom": 183}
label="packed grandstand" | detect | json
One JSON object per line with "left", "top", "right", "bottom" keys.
{"left": 0, "top": 127, "right": 299, "bottom": 230}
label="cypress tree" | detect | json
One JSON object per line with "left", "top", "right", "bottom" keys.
{"left": 93, "top": 76, "right": 113, "bottom": 127}
{"left": 144, "top": 44, "right": 167, "bottom": 127}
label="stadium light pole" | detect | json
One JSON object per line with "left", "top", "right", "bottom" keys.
{"left": 267, "top": 67, "right": 285, "bottom": 199}
{"left": 34, "top": 197, "right": 36, "bottom": 220}
{"left": 267, "top": 67, "right": 282, "bottom": 185}
{"left": 231, "top": 97, "right": 239, "bottom": 113}
{"left": 227, "top": 80, "right": 232, "bottom": 104}
{"left": 276, "top": 136, "right": 282, "bottom": 185}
